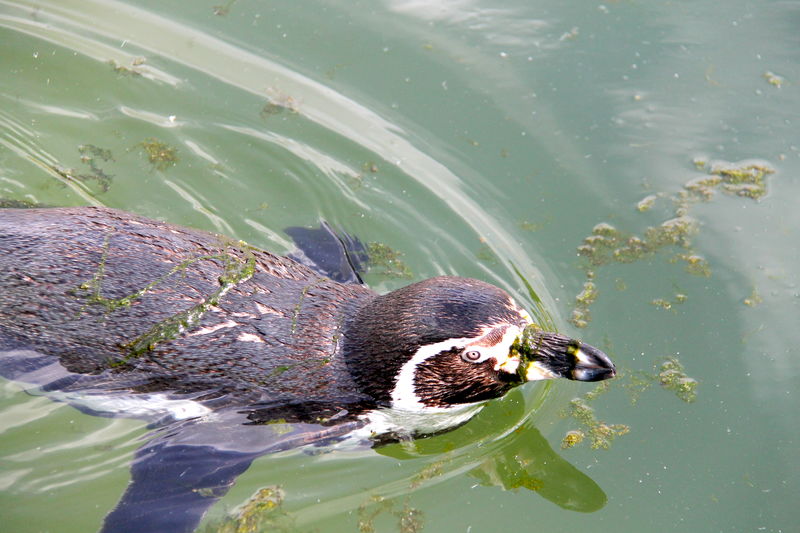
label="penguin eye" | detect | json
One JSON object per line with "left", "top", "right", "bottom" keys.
{"left": 462, "top": 350, "right": 482, "bottom": 363}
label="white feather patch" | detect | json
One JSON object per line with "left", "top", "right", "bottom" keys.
{"left": 49, "top": 390, "right": 211, "bottom": 420}
{"left": 356, "top": 402, "right": 485, "bottom": 437}
{"left": 390, "top": 324, "right": 525, "bottom": 412}
{"left": 237, "top": 332, "right": 265, "bottom": 343}
{"left": 186, "top": 320, "right": 238, "bottom": 336}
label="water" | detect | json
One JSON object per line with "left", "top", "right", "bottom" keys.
{"left": 1, "top": 0, "right": 798, "bottom": 531}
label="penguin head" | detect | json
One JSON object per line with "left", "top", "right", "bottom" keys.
{"left": 343, "top": 276, "right": 615, "bottom": 413}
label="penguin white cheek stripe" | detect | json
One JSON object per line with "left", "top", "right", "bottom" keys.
{"left": 390, "top": 336, "right": 476, "bottom": 412}
{"left": 355, "top": 323, "right": 529, "bottom": 437}
{"left": 390, "top": 323, "right": 527, "bottom": 412}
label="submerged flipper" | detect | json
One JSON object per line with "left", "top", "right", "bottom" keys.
{"left": 285, "top": 221, "right": 368, "bottom": 284}
{"left": 99, "top": 410, "right": 364, "bottom": 533}
{"left": 101, "top": 442, "right": 258, "bottom": 533}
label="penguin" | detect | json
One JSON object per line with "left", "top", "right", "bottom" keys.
{"left": 0, "top": 206, "right": 615, "bottom": 533}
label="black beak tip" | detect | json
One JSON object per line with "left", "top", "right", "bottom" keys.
{"left": 571, "top": 344, "right": 617, "bottom": 382}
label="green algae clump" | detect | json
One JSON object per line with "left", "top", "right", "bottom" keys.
{"left": 358, "top": 495, "right": 425, "bottom": 533}
{"left": 565, "top": 398, "right": 629, "bottom": 450}
{"left": 618, "top": 356, "right": 699, "bottom": 405}
{"left": 38, "top": 144, "right": 115, "bottom": 195}
{"left": 561, "top": 429, "right": 585, "bottom": 449}
{"left": 571, "top": 280, "right": 598, "bottom": 328}
{"left": 675, "top": 253, "right": 711, "bottom": 277}
{"left": 207, "top": 486, "right": 299, "bottom": 533}
{"left": 658, "top": 358, "right": 698, "bottom": 403}
{"left": 636, "top": 194, "right": 658, "bottom": 212}
{"left": 109, "top": 57, "right": 147, "bottom": 77}
{"left": 762, "top": 71, "right": 785, "bottom": 88}
{"left": 260, "top": 88, "right": 300, "bottom": 118}
{"left": 77, "top": 144, "right": 114, "bottom": 192}
{"left": 570, "top": 156, "right": 775, "bottom": 328}
{"left": 743, "top": 287, "right": 763, "bottom": 307}
{"left": 650, "top": 293, "right": 688, "bottom": 311}
{"left": 213, "top": 0, "right": 237, "bottom": 16}
{"left": 683, "top": 175, "right": 723, "bottom": 200}
{"left": 710, "top": 161, "right": 774, "bottom": 200}
{"left": 409, "top": 459, "right": 448, "bottom": 489}
{"left": 366, "top": 242, "right": 413, "bottom": 279}
{"left": 683, "top": 160, "right": 774, "bottom": 202}
{"left": 138, "top": 138, "right": 179, "bottom": 170}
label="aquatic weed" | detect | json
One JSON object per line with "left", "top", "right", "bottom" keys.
{"left": 205, "top": 486, "right": 301, "bottom": 533}
{"left": 366, "top": 242, "right": 413, "bottom": 279}
{"left": 570, "top": 158, "right": 775, "bottom": 328}
{"left": 564, "top": 398, "right": 629, "bottom": 450}
{"left": 658, "top": 358, "right": 698, "bottom": 403}
{"left": 138, "top": 137, "right": 179, "bottom": 170}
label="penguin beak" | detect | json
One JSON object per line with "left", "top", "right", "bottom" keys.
{"left": 513, "top": 328, "right": 616, "bottom": 382}
{"left": 561, "top": 342, "right": 617, "bottom": 382}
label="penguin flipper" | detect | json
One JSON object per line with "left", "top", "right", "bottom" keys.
{"left": 284, "top": 221, "right": 367, "bottom": 284}
{"left": 100, "top": 441, "right": 257, "bottom": 533}
{"left": 100, "top": 411, "right": 363, "bottom": 533}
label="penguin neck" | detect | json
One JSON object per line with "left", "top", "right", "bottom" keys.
{"left": 341, "top": 285, "right": 434, "bottom": 408}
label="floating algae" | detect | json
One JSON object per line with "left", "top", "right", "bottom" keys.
{"left": 409, "top": 457, "right": 449, "bottom": 490}
{"left": 475, "top": 242, "right": 499, "bottom": 265}
{"left": 205, "top": 486, "right": 300, "bottom": 533}
{"left": 762, "top": 71, "right": 785, "bottom": 88}
{"left": 260, "top": 88, "right": 300, "bottom": 118}
{"left": 560, "top": 352, "right": 698, "bottom": 448}
{"left": 560, "top": 382, "right": 629, "bottom": 450}
{"left": 708, "top": 161, "right": 773, "bottom": 200}
{"left": 109, "top": 57, "right": 147, "bottom": 76}
{"left": 358, "top": 496, "right": 425, "bottom": 533}
{"left": 518, "top": 219, "right": 548, "bottom": 232}
{"left": 619, "top": 357, "right": 699, "bottom": 405}
{"left": 563, "top": 398, "right": 629, "bottom": 450}
{"left": 636, "top": 194, "right": 658, "bottom": 212}
{"left": 743, "top": 287, "right": 763, "bottom": 307}
{"left": 571, "top": 279, "right": 598, "bottom": 328}
{"left": 657, "top": 358, "right": 698, "bottom": 403}
{"left": 561, "top": 429, "right": 585, "bottom": 449}
{"left": 213, "top": 0, "right": 237, "bottom": 16}
{"left": 39, "top": 144, "right": 115, "bottom": 194}
{"left": 366, "top": 242, "right": 413, "bottom": 279}
{"left": 138, "top": 137, "right": 179, "bottom": 170}
{"left": 650, "top": 293, "right": 687, "bottom": 311}
{"left": 571, "top": 158, "right": 775, "bottom": 327}
{"left": 0, "top": 198, "right": 44, "bottom": 208}
{"left": 77, "top": 144, "right": 114, "bottom": 191}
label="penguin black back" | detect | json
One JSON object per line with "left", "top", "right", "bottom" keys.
{"left": 0, "top": 206, "right": 615, "bottom": 533}
{"left": 0, "top": 207, "right": 376, "bottom": 409}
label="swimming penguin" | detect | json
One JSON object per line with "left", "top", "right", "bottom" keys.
{"left": 0, "top": 206, "right": 615, "bottom": 533}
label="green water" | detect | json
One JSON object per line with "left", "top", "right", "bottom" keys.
{"left": 1, "top": 1, "right": 798, "bottom": 532}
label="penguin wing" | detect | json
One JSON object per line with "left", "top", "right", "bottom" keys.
{"left": 285, "top": 221, "right": 367, "bottom": 284}
{"left": 101, "top": 438, "right": 259, "bottom": 533}
{"left": 100, "top": 409, "right": 362, "bottom": 533}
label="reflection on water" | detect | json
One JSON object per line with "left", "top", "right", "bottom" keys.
{"left": 206, "top": 395, "right": 607, "bottom": 532}
{"left": 1, "top": 0, "right": 799, "bottom": 531}
{"left": 382, "top": 395, "right": 608, "bottom": 513}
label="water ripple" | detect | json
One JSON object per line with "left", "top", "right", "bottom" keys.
{"left": 3, "top": 0, "right": 557, "bottom": 310}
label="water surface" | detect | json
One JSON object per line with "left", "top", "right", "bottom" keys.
{"left": 1, "top": 1, "right": 798, "bottom": 532}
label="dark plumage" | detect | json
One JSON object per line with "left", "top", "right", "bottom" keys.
{"left": 1, "top": 207, "right": 373, "bottom": 411}
{"left": 343, "top": 276, "right": 528, "bottom": 406}
{"left": 0, "top": 206, "right": 615, "bottom": 533}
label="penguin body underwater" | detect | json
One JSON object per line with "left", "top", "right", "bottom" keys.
{"left": 0, "top": 206, "right": 615, "bottom": 533}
